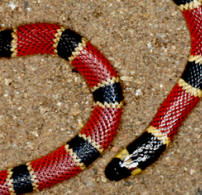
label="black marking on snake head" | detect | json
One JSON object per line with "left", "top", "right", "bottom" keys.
{"left": 105, "top": 158, "right": 131, "bottom": 181}
{"left": 127, "top": 132, "right": 166, "bottom": 170}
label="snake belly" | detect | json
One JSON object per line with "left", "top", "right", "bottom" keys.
{"left": 0, "top": 23, "right": 123, "bottom": 194}
{"left": 105, "top": 0, "right": 202, "bottom": 181}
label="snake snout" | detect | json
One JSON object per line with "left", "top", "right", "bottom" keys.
{"left": 105, "top": 158, "right": 131, "bottom": 181}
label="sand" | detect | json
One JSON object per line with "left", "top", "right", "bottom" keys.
{"left": 0, "top": 0, "right": 201, "bottom": 194}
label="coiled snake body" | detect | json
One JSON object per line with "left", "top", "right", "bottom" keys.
{"left": 0, "top": 23, "right": 123, "bottom": 194}
{"left": 0, "top": 0, "right": 201, "bottom": 194}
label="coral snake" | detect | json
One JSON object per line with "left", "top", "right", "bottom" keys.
{"left": 0, "top": 0, "right": 201, "bottom": 194}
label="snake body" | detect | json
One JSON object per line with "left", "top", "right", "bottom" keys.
{"left": 0, "top": 0, "right": 201, "bottom": 194}
{"left": 0, "top": 24, "right": 123, "bottom": 194}
{"left": 105, "top": 0, "right": 202, "bottom": 181}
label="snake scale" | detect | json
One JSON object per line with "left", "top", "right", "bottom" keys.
{"left": 0, "top": 0, "right": 201, "bottom": 194}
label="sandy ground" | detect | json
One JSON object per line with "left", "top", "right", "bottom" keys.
{"left": 0, "top": 0, "right": 201, "bottom": 194}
